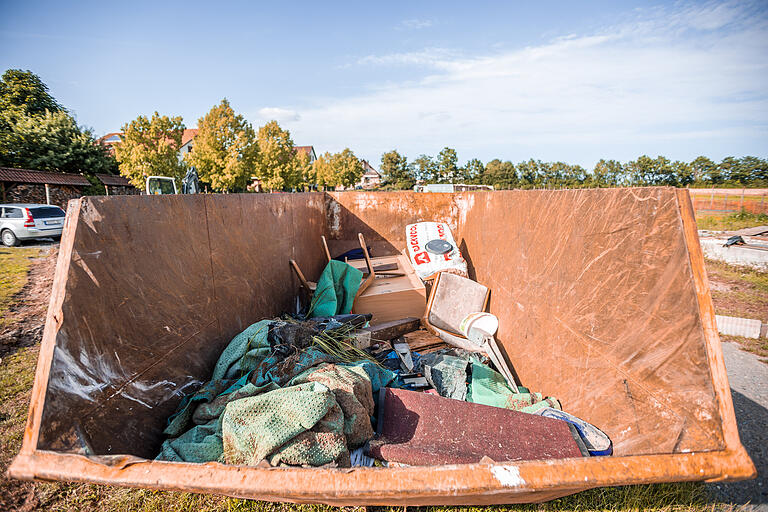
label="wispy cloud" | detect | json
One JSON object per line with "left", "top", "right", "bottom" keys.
{"left": 290, "top": 1, "right": 768, "bottom": 166}
{"left": 257, "top": 107, "right": 300, "bottom": 123}
{"left": 355, "top": 47, "right": 458, "bottom": 67}
{"left": 397, "top": 19, "right": 433, "bottom": 30}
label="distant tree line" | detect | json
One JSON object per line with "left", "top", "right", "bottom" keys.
{"left": 380, "top": 148, "right": 768, "bottom": 190}
{"left": 115, "top": 99, "right": 365, "bottom": 193}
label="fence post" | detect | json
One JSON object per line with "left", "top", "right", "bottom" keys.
{"left": 740, "top": 188, "right": 745, "bottom": 212}
{"left": 710, "top": 186, "right": 714, "bottom": 209}
{"left": 724, "top": 191, "right": 728, "bottom": 212}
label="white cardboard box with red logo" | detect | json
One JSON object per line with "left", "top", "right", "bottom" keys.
{"left": 405, "top": 221, "right": 468, "bottom": 280}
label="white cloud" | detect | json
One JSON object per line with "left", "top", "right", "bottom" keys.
{"left": 398, "top": 19, "right": 433, "bottom": 30}
{"left": 290, "top": 1, "right": 768, "bottom": 166}
{"left": 257, "top": 107, "right": 300, "bottom": 123}
{"left": 355, "top": 47, "right": 458, "bottom": 67}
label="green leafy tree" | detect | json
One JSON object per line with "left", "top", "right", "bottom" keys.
{"left": 671, "top": 160, "right": 694, "bottom": 186}
{"left": 254, "top": 120, "right": 298, "bottom": 191}
{"left": 481, "top": 159, "right": 517, "bottom": 188}
{"left": 517, "top": 159, "right": 543, "bottom": 189}
{"left": 690, "top": 156, "right": 716, "bottom": 184}
{"left": 186, "top": 99, "right": 257, "bottom": 192}
{"left": 717, "top": 156, "right": 739, "bottom": 184}
{"left": 463, "top": 158, "right": 485, "bottom": 183}
{"left": 0, "top": 69, "right": 116, "bottom": 175}
{"left": 740, "top": 156, "right": 768, "bottom": 187}
{"left": 412, "top": 154, "right": 436, "bottom": 182}
{"left": 0, "top": 69, "right": 62, "bottom": 117}
{"left": 115, "top": 111, "right": 186, "bottom": 189}
{"left": 9, "top": 110, "right": 116, "bottom": 174}
{"left": 380, "top": 150, "right": 415, "bottom": 189}
{"left": 591, "top": 159, "right": 624, "bottom": 187}
{"left": 436, "top": 147, "right": 460, "bottom": 183}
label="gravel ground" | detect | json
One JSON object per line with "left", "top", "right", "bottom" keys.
{"left": 709, "top": 341, "right": 768, "bottom": 510}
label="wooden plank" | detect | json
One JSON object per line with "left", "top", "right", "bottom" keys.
{"left": 403, "top": 330, "right": 448, "bottom": 354}
{"left": 356, "top": 317, "right": 421, "bottom": 342}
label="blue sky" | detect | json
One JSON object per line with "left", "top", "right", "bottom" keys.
{"left": 1, "top": 0, "right": 767, "bottom": 168}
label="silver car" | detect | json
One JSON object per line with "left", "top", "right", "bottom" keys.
{"left": 1, "top": 203, "right": 65, "bottom": 246}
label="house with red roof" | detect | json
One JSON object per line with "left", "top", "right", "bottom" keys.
{"left": 294, "top": 145, "right": 317, "bottom": 164}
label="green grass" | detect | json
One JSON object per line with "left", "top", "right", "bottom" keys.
{"left": 696, "top": 211, "right": 768, "bottom": 231}
{"left": 706, "top": 260, "right": 768, "bottom": 294}
{"left": 0, "top": 247, "right": 40, "bottom": 329}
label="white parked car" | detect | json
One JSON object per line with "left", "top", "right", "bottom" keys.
{"left": 0, "top": 203, "right": 65, "bottom": 246}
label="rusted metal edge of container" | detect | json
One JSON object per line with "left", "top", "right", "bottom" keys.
{"left": 8, "top": 190, "right": 756, "bottom": 506}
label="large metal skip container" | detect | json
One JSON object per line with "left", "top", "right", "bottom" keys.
{"left": 9, "top": 188, "right": 756, "bottom": 505}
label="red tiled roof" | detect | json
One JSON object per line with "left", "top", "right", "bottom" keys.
{"left": 181, "top": 128, "right": 198, "bottom": 146}
{"left": 294, "top": 145, "right": 313, "bottom": 154}
{"left": 0, "top": 167, "right": 91, "bottom": 186}
{"left": 96, "top": 173, "right": 133, "bottom": 187}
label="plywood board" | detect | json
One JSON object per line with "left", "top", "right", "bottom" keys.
{"left": 352, "top": 254, "right": 426, "bottom": 325}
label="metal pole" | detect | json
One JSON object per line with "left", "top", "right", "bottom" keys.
{"left": 45, "top": 183, "right": 51, "bottom": 205}
{"left": 740, "top": 188, "right": 744, "bottom": 212}
{"left": 709, "top": 186, "right": 714, "bottom": 209}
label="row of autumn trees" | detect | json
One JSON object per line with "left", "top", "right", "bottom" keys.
{"left": 380, "top": 148, "right": 768, "bottom": 190}
{"left": 0, "top": 69, "right": 365, "bottom": 193}
{"left": 116, "top": 100, "right": 365, "bottom": 192}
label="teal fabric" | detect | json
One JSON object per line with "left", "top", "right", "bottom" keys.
{"left": 157, "top": 319, "right": 396, "bottom": 464}
{"left": 310, "top": 260, "right": 363, "bottom": 317}
{"left": 467, "top": 362, "right": 561, "bottom": 413}
{"left": 211, "top": 320, "right": 272, "bottom": 381}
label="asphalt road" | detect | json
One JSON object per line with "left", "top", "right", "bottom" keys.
{"left": 709, "top": 341, "right": 768, "bottom": 510}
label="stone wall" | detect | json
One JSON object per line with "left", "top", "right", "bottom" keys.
{"left": 107, "top": 184, "right": 140, "bottom": 196}
{"left": 1, "top": 183, "right": 85, "bottom": 209}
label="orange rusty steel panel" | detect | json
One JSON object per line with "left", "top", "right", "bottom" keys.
{"left": 9, "top": 189, "right": 755, "bottom": 505}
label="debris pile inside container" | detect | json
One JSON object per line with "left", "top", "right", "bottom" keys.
{"left": 156, "top": 222, "right": 612, "bottom": 468}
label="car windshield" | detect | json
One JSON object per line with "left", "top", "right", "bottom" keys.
{"left": 30, "top": 207, "right": 65, "bottom": 219}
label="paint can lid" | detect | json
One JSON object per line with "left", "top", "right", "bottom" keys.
{"left": 425, "top": 239, "right": 453, "bottom": 254}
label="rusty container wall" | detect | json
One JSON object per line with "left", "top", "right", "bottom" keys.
{"left": 10, "top": 188, "right": 755, "bottom": 505}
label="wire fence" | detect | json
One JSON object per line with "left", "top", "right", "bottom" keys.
{"left": 688, "top": 188, "right": 768, "bottom": 216}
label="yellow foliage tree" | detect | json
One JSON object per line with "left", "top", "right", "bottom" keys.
{"left": 186, "top": 99, "right": 257, "bottom": 192}
{"left": 313, "top": 151, "right": 336, "bottom": 189}
{"left": 293, "top": 150, "right": 314, "bottom": 191}
{"left": 254, "top": 120, "right": 297, "bottom": 191}
{"left": 114, "top": 112, "right": 186, "bottom": 189}
{"left": 311, "top": 148, "right": 363, "bottom": 190}
{"left": 334, "top": 148, "right": 364, "bottom": 188}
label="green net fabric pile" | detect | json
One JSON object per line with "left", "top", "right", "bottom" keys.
{"left": 157, "top": 319, "right": 393, "bottom": 467}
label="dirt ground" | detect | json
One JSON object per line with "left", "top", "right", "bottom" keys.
{"left": 0, "top": 249, "right": 764, "bottom": 511}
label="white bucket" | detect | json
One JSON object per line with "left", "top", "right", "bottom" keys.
{"left": 459, "top": 312, "right": 499, "bottom": 344}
